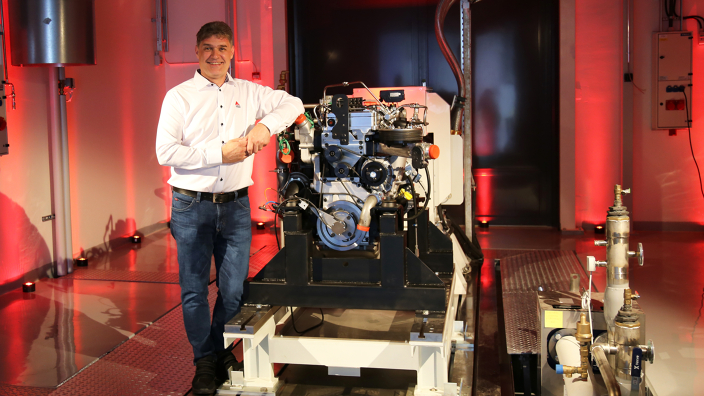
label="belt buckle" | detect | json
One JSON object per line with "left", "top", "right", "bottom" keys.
{"left": 213, "top": 192, "right": 227, "bottom": 203}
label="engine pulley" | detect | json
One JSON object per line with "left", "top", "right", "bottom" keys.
{"left": 324, "top": 145, "right": 343, "bottom": 164}
{"left": 334, "top": 163, "right": 351, "bottom": 178}
{"left": 316, "top": 200, "right": 366, "bottom": 251}
{"left": 360, "top": 161, "right": 388, "bottom": 187}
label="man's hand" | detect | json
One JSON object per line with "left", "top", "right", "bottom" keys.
{"left": 221, "top": 137, "right": 248, "bottom": 163}
{"left": 246, "top": 123, "right": 271, "bottom": 155}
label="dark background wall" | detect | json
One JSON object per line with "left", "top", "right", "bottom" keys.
{"left": 471, "top": 0, "right": 559, "bottom": 226}
{"left": 288, "top": 0, "right": 461, "bottom": 105}
{"left": 288, "top": 0, "right": 559, "bottom": 226}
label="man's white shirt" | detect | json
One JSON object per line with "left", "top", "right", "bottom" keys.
{"left": 156, "top": 71, "right": 304, "bottom": 193}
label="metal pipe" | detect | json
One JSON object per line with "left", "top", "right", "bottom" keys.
{"left": 163, "top": 0, "right": 169, "bottom": 52}
{"left": 58, "top": 67, "right": 74, "bottom": 275}
{"left": 596, "top": 185, "right": 634, "bottom": 333}
{"left": 461, "top": 0, "right": 474, "bottom": 245}
{"left": 592, "top": 345, "right": 621, "bottom": 396}
{"left": 357, "top": 194, "right": 380, "bottom": 231}
{"left": 435, "top": 0, "right": 465, "bottom": 97}
{"left": 155, "top": 0, "right": 162, "bottom": 51}
{"left": 0, "top": 0, "right": 8, "bottom": 81}
{"left": 49, "top": 67, "right": 72, "bottom": 276}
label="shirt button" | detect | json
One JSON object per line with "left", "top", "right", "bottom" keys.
{"left": 222, "top": 141, "right": 224, "bottom": 144}
{"left": 219, "top": 89, "right": 221, "bottom": 91}
{"left": 221, "top": 123, "right": 223, "bottom": 126}
{"left": 220, "top": 105, "right": 223, "bottom": 108}
{"left": 220, "top": 178, "right": 223, "bottom": 181}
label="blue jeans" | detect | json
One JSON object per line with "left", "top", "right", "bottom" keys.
{"left": 170, "top": 190, "right": 252, "bottom": 363}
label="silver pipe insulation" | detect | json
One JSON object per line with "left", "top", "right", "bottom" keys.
{"left": 49, "top": 67, "right": 74, "bottom": 276}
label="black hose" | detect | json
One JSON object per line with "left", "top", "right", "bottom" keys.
{"left": 404, "top": 168, "right": 432, "bottom": 222}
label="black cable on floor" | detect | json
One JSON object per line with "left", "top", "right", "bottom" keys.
{"left": 682, "top": 90, "right": 704, "bottom": 201}
{"left": 289, "top": 307, "right": 325, "bottom": 335}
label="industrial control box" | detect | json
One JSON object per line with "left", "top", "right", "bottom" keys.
{"left": 652, "top": 31, "right": 693, "bottom": 130}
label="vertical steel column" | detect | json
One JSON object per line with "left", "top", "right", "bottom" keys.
{"left": 49, "top": 67, "right": 73, "bottom": 276}
{"left": 461, "top": 0, "right": 473, "bottom": 241}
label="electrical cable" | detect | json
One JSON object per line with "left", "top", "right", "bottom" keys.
{"left": 289, "top": 307, "right": 325, "bottom": 334}
{"left": 682, "top": 90, "right": 704, "bottom": 201}
{"left": 581, "top": 272, "right": 594, "bottom": 343}
{"left": 684, "top": 16, "right": 704, "bottom": 29}
{"left": 404, "top": 167, "right": 432, "bottom": 222}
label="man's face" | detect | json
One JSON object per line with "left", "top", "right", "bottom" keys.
{"left": 195, "top": 35, "right": 234, "bottom": 84}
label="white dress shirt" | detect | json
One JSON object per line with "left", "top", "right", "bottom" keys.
{"left": 156, "top": 71, "right": 304, "bottom": 193}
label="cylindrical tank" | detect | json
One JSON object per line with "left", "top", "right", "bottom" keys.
{"left": 8, "top": 0, "right": 95, "bottom": 66}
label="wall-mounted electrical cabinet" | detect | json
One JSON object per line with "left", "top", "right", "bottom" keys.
{"left": 652, "top": 31, "right": 693, "bottom": 130}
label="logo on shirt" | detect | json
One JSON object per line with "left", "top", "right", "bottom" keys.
{"left": 235, "top": 101, "right": 241, "bottom": 108}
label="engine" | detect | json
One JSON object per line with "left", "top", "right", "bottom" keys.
{"left": 275, "top": 82, "right": 439, "bottom": 251}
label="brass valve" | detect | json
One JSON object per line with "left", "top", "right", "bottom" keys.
{"left": 558, "top": 313, "right": 592, "bottom": 380}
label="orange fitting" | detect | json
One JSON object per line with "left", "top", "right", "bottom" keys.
{"left": 295, "top": 114, "right": 307, "bottom": 125}
{"left": 356, "top": 224, "right": 370, "bottom": 232}
{"left": 279, "top": 151, "right": 294, "bottom": 164}
{"left": 428, "top": 145, "right": 440, "bottom": 159}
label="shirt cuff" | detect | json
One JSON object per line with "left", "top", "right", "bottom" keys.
{"left": 205, "top": 146, "right": 223, "bottom": 165}
{"left": 259, "top": 115, "right": 281, "bottom": 136}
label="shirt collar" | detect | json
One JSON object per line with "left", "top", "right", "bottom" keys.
{"left": 194, "top": 69, "right": 234, "bottom": 90}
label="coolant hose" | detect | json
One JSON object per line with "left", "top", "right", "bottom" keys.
{"left": 357, "top": 194, "right": 380, "bottom": 232}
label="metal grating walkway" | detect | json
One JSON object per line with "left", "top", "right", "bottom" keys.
{"left": 499, "top": 250, "right": 588, "bottom": 354}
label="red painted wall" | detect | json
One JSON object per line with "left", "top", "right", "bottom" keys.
{"left": 574, "top": 0, "right": 623, "bottom": 228}
{"left": 632, "top": 0, "right": 704, "bottom": 228}
{"left": 0, "top": 0, "right": 55, "bottom": 292}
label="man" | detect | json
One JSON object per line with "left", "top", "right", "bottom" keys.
{"left": 156, "top": 21, "right": 303, "bottom": 394}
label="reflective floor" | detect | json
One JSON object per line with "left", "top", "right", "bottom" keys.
{"left": 0, "top": 225, "right": 700, "bottom": 395}
{"left": 476, "top": 227, "right": 704, "bottom": 396}
{"left": 0, "top": 279, "right": 182, "bottom": 388}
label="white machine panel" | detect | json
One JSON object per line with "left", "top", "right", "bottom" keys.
{"left": 652, "top": 31, "right": 693, "bottom": 129}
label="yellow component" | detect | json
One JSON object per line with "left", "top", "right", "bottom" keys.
{"left": 544, "top": 310, "right": 563, "bottom": 328}
{"left": 399, "top": 189, "right": 413, "bottom": 201}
